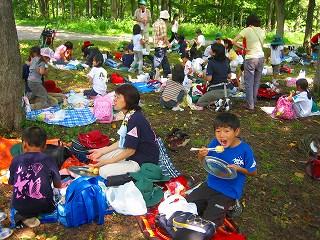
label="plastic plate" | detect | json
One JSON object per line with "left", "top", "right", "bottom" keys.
{"left": 203, "top": 156, "right": 237, "bottom": 179}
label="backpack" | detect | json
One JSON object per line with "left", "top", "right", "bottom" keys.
{"left": 272, "top": 96, "right": 296, "bottom": 120}
{"left": 306, "top": 158, "right": 320, "bottom": 180}
{"left": 58, "top": 177, "right": 107, "bottom": 227}
{"left": 94, "top": 94, "right": 113, "bottom": 123}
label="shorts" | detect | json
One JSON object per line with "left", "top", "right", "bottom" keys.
{"left": 185, "top": 182, "right": 235, "bottom": 227}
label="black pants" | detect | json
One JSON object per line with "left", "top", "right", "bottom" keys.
{"left": 160, "top": 90, "right": 185, "bottom": 109}
{"left": 186, "top": 182, "right": 235, "bottom": 227}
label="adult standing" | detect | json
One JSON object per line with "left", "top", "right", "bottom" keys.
{"left": 152, "top": 10, "right": 171, "bottom": 77}
{"left": 233, "top": 15, "right": 265, "bottom": 110}
{"left": 134, "top": 0, "right": 152, "bottom": 53}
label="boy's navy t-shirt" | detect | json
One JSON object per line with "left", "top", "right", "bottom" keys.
{"left": 124, "top": 111, "right": 159, "bottom": 165}
{"left": 206, "top": 58, "right": 231, "bottom": 88}
{"left": 9, "top": 152, "right": 61, "bottom": 217}
{"left": 122, "top": 54, "right": 134, "bottom": 68}
{"left": 206, "top": 138, "right": 257, "bottom": 200}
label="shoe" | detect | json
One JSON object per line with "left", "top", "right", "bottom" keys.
{"left": 0, "top": 228, "right": 13, "bottom": 239}
{"left": 22, "top": 217, "right": 40, "bottom": 228}
{"left": 172, "top": 106, "right": 184, "bottom": 111}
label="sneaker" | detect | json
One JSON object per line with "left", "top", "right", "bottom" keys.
{"left": 172, "top": 106, "right": 184, "bottom": 111}
{"left": 22, "top": 217, "right": 40, "bottom": 228}
{"left": 0, "top": 228, "right": 13, "bottom": 240}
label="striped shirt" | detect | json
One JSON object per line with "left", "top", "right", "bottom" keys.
{"left": 153, "top": 19, "right": 168, "bottom": 48}
{"left": 161, "top": 80, "right": 185, "bottom": 102}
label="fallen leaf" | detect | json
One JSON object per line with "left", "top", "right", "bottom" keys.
{"left": 189, "top": 111, "right": 192, "bottom": 115}
{"left": 289, "top": 160, "right": 296, "bottom": 163}
{"left": 288, "top": 143, "right": 296, "bottom": 147}
{"left": 294, "top": 172, "right": 305, "bottom": 178}
{"left": 111, "top": 123, "right": 117, "bottom": 129}
{"left": 260, "top": 173, "right": 268, "bottom": 178}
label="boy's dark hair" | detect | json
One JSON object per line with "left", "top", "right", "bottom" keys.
{"left": 196, "top": 29, "right": 202, "bottom": 34}
{"left": 211, "top": 43, "right": 226, "bottom": 62}
{"left": 22, "top": 126, "right": 47, "bottom": 149}
{"left": 180, "top": 51, "right": 190, "bottom": 60}
{"left": 178, "top": 34, "right": 185, "bottom": 41}
{"left": 296, "top": 78, "right": 311, "bottom": 99}
{"left": 93, "top": 52, "right": 104, "bottom": 67}
{"left": 213, "top": 113, "right": 240, "bottom": 131}
{"left": 115, "top": 84, "right": 141, "bottom": 111}
{"left": 171, "top": 64, "right": 185, "bottom": 84}
{"left": 30, "top": 46, "right": 41, "bottom": 56}
{"left": 133, "top": 24, "right": 142, "bottom": 35}
{"left": 64, "top": 41, "right": 73, "bottom": 50}
{"left": 246, "top": 14, "right": 261, "bottom": 27}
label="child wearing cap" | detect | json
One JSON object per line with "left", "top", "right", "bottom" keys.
{"left": 187, "top": 112, "right": 257, "bottom": 227}
{"left": 81, "top": 41, "right": 103, "bottom": 68}
{"left": 84, "top": 53, "right": 108, "bottom": 97}
{"left": 270, "top": 35, "right": 284, "bottom": 80}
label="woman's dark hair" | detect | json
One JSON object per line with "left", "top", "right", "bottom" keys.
{"left": 115, "top": 84, "right": 141, "bottom": 111}
{"left": 172, "top": 64, "right": 185, "bottom": 84}
{"left": 224, "top": 39, "right": 233, "bottom": 51}
{"left": 133, "top": 24, "right": 142, "bottom": 35}
{"left": 296, "top": 78, "right": 312, "bottom": 99}
{"left": 22, "top": 126, "right": 47, "bottom": 149}
{"left": 172, "top": 13, "right": 179, "bottom": 24}
{"left": 93, "top": 53, "right": 104, "bottom": 67}
{"left": 30, "top": 46, "right": 41, "bottom": 56}
{"left": 246, "top": 14, "right": 261, "bottom": 27}
{"left": 213, "top": 113, "right": 240, "bottom": 131}
{"left": 64, "top": 41, "right": 73, "bottom": 50}
{"left": 211, "top": 43, "right": 226, "bottom": 61}
{"left": 180, "top": 51, "right": 190, "bottom": 60}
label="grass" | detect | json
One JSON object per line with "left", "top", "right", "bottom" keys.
{"left": 16, "top": 17, "right": 306, "bottom": 45}
{"left": 1, "top": 39, "right": 320, "bottom": 239}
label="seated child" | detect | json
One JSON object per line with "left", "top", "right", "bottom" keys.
{"left": 186, "top": 113, "right": 257, "bottom": 227}
{"left": 287, "top": 78, "right": 313, "bottom": 118}
{"left": 160, "top": 64, "right": 186, "bottom": 111}
{"left": 83, "top": 53, "right": 108, "bottom": 97}
{"left": 53, "top": 41, "right": 73, "bottom": 63}
{"left": 81, "top": 41, "right": 102, "bottom": 67}
{"left": 181, "top": 52, "right": 193, "bottom": 92}
{"left": 24, "top": 47, "right": 59, "bottom": 110}
{"left": 177, "top": 34, "right": 187, "bottom": 56}
{"left": 23, "top": 46, "right": 43, "bottom": 93}
{"left": 9, "top": 126, "right": 61, "bottom": 228}
{"left": 121, "top": 45, "right": 134, "bottom": 68}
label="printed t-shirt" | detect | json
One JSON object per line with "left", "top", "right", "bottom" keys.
{"left": 88, "top": 67, "right": 108, "bottom": 95}
{"left": 54, "top": 45, "right": 67, "bottom": 60}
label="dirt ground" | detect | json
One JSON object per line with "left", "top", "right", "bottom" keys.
{"left": 0, "top": 40, "right": 319, "bottom": 240}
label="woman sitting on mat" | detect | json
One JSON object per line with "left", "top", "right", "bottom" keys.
{"left": 88, "top": 84, "right": 159, "bottom": 178}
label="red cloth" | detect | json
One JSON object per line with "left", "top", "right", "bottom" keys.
{"left": 44, "top": 80, "right": 62, "bottom": 93}
{"left": 311, "top": 33, "right": 320, "bottom": 44}
{"left": 78, "top": 130, "right": 110, "bottom": 149}
{"left": 114, "top": 52, "right": 123, "bottom": 61}
{"left": 110, "top": 73, "right": 125, "bottom": 84}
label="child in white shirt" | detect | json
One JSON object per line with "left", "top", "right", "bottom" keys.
{"left": 181, "top": 52, "right": 193, "bottom": 92}
{"left": 270, "top": 36, "right": 284, "bottom": 79}
{"left": 84, "top": 53, "right": 107, "bottom": 97}
{"left": 287, "top": 78, "right": 313, "bottom": 118}
{"left": 129, "top": 24, "right": 145, "bottom": 74}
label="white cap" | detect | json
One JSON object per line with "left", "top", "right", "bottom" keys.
{"left": 40, "top": 47, "right": 54, "bottom": 58}
{"left": 160, "top": 10, "right": 170, "bottom": 20}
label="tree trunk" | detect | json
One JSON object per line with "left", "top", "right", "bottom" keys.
{"left": 130, "top": 0, "right": 135, "bottom": 16}
{"left": 61, "top": 0, "right": 65, "bottom": 18}
{"left": 70, "top": 0, "right": 74, "bottom": 18}
{"left": 111, "top": 0, "right": 118, "bottom": 19}
{"left": 271, "top": 2, "right": 276, "bottom": 30}
{"left": 88, "top": 0, "right": 93, "bottom": 17}
{"left": 168, "top": 0, "right": 171, "bottom": 21}
{"left": 51, "top": 0, "right": 55, "bottom": 18}
{"left": 38, "top": 0, "right": 47, "bottom": 17}
{"left": 303, "top": 0, "right": 316, "bottom": 46}
{"left": 150, "top": 0, "right": 154, "bottom": 22}
{"left": 56, "top": 0, "right": 59, "bottom": 17}
{"left": 267, "top": 0, "right": 274, "bottom": 30}
{"left": 0, "top": 1, "right": 22, "bottom": 131}
{"left": 316, "top": 8, "right": 320, "bottom": 30}
{"left": 275, "top": 0, "right": 285, "bottom": 37}
{"left": 161, "top": 0, "right": 168, "bottom": 10}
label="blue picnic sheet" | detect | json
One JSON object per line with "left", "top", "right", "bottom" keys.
{"left": 131, "top": 82, "right": 157, "bottom": 94}
{"left": 26, "top": 106, "right": 96, "bottom": 127}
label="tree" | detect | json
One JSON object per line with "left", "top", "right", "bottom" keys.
{"left": 303, "top": 0, "right": 316, "bottom": 46}
{"left": 0, "top": 0, "right": 22, "bottom": 131}
{"left": 275, "top": 0, "right": 285, "bottom": 37}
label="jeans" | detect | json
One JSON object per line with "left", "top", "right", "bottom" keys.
{"left": 153, "top": 48, "right": 171, "bottom": 77}
{"left": 244, "top": 57, "right": 264, "bottom": 109}
{"left": 83, "top": 88, "right": 98, "bottom": 97}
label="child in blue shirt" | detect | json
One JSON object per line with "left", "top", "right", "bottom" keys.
{"left": 186, "top": 113, "right": 257, "bottom": 227}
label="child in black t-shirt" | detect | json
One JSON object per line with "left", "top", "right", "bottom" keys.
{"left": 9, "top": 126, "right": 61, "bottom": 228}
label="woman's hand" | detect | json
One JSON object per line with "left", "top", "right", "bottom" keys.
{"left": 87, "top": 148, "right": 105, "bottom": 161}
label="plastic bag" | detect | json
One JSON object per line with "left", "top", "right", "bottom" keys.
{"left": 105, "top": 181, "right": 147, "bottom": 215}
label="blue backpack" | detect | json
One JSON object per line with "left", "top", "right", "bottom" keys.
{"left": 58, "top": 177, "right": 107, "bottom": 227}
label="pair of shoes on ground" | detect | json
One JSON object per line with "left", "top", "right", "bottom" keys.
{"left": 172, "top": 106, "right": 184, "bottom": 112}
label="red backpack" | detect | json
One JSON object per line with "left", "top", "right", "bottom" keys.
{"left": 306, "top": 157, "right": 320, "bottom": 180}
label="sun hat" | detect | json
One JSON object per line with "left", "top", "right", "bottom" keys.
{"left": 160, "top": 10, "right": 170, "bottom": 20}
{"left": 134, "top": 179, "right": 164, "bottom": 207}
{"left": 215, "top": 32, "right": 223, "bottom": 39}
{"left": 203, "top": 156, "right": 237, "bottom": 179}
{"left": 130, "top": 163, "right": 170, "bottom": 182}
{"left": 40, "top": 47, "right": 54, "bottom": 58}
{"left": 271, "top": 35, "right": 284, "bottom": 46}
{"left": 138, "top": 0, "right": 147, "bottom": 5}
{"left": 82, "top": 41, "right": 94, "bottom": 50}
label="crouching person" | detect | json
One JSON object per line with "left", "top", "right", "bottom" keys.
{"left": 9, "top": 127, "right": 61, "bottom": 228}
